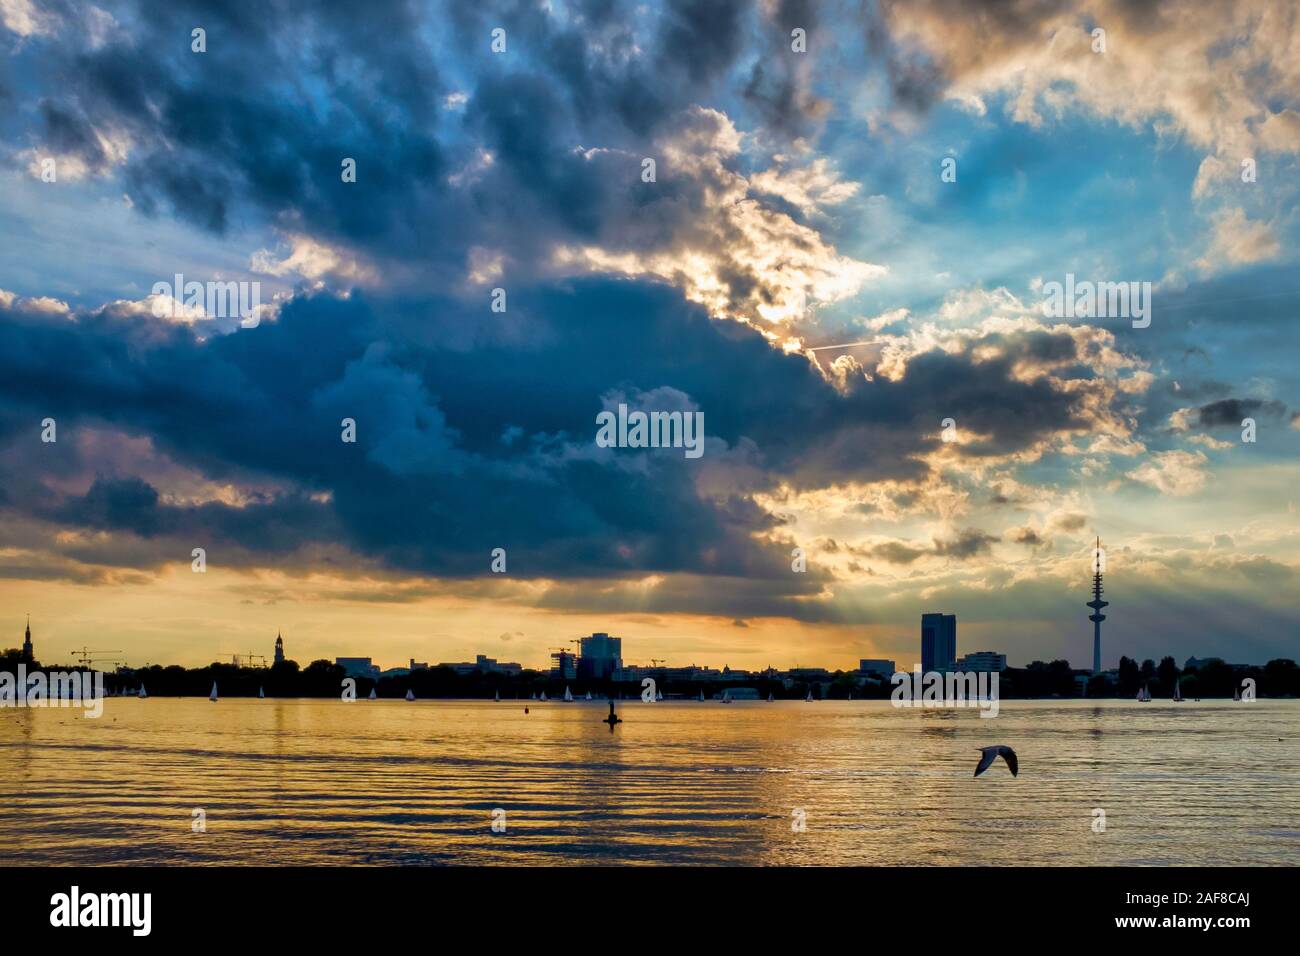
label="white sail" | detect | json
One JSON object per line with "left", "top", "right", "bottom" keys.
{"left": 495, "top": 690, "right": 501, "bottom": 702}
{"left": 805, "top": 688, "right": 813, "bottom": 702}
{"left": 368, "top": 687, "right": 377, "bottom": 700}
{"left": 1173, "top": 679, "right": 1183, "bottom": 701}
{"left": 139, "top": 685, "right": 147, "bottom": 699}
{"left": 767, "top": 692, "right": 773, "bottom": 702}
{"left": 699, "top": 690, "right": 705, "bottom": 701}
{"left": 1233, "top": 686, "right": 1241, "bottom": 701}
{"left": 585, "top": 691, "right": 592, "bottom": 701}
{"left": 540, "top": 691, "right": 548, "bottom": 701}
{"left": 563, "top": 685, "right": 574, "bottom": 702}
{"left": 405, "top": 688, "right": 415, "bottom": 701}
{"left": 655, "top": 690, "right": 663, "bottom": 701}
{"left": 258, "top": 686, "right": 265, "bottom": 699}
{"left": 209, "top": 681, "right": 218, "bottom": 702}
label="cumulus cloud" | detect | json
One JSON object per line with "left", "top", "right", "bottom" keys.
{"left": 1127, "top": 450, "right": 1210, "bottom": 496}
{"left": 879, "top": 0, "right": 1300, "bottom": 161}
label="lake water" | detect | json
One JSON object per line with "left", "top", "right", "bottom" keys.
{"left": 1, "top": 698, "right": 1297, "bottom": 865}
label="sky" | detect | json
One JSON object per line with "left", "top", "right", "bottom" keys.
{"left": 0, "top": 0, "right": 1297, "bottom": 673}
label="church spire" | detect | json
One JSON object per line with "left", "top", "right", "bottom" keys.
{"left": 21, "top": 613, "right": 33, "bottom": 663}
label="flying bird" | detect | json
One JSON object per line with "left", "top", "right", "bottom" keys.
{"left": 974, "top": 745, "right": 1018, "bottom": 777}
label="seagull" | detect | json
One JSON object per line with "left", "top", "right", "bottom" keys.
{"left": 974, "top": 745, "right": 1018, "bottom": 777}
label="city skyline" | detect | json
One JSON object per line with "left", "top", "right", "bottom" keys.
{"left": 8, "top": 607, "right": 1281, "bottom": 678}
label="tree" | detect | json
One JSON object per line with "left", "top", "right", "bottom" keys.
{"left": 1117, "top": 656, "right": 1139, "bottom": 696}
{"left": 1156, "top": 656, "right": 1180, "bottom": 694}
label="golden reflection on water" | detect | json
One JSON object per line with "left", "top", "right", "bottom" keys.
{"left": 1, "top": 698, "right": 1297, "bottom": 865}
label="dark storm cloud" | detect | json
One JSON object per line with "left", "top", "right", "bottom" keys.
{"left": 869, "top": 528, "right": 1000, "bottom": 564}
{"left": 869, "top": 541, "right": 928, "bottom": 564}
{"left": 1010, "top": 527, "right": 1042, "bottom": 546}
{"left": 933, "top": 528, "right": 998, "bottom": 558}
{"left": 16, "top": 0, "right": 445, "bottom": 244}
{"left": 741, "top": 0, "right": 828, "bottom": 139}
{"left": 0, "top": 274, "right": 1097, "bottom": 592}
{"left": 1193, "top": 398, "right": 1287, "bottom": 428}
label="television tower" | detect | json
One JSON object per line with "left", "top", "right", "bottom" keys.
{"left": 1086, "top": 538, "right": 1107, "bottom": 674}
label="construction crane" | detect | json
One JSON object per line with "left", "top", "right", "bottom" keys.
{"left": 231, "top": 652, "right": 270, "bottom": 668}
{"left": 650, "top": 658, "right": 666, "bottom": 668}
{"left": 70, "top": 647, "right": 123, "bottom": 669}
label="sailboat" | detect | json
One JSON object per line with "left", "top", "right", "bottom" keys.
{"left": 405, "top": 688, "right": 415, "bottom": 701}
{"left": 494, "top": 689, "right": 500, "bottom": 702}
{"left": 138, "top": 684, "right": 147, "bottom": 699}
{"left": 1233, "top": 685, "right": 1241, "bottom": 702}
{"left": 721, "top": 689, "right": 731, "bottom": 704}
{"left": 655, "top": 690, "right": 663, "bottom": 701}
{"left": 805, "top": 688, "right": 814, "bottom": 702}
{"left": 585, "top": 691, "right": 592, "bottom": 701}
{"left": 767, "top": 692, "right": 773, "bottom": 702}
{"left": 209, "top": 681, "right": 218, "bottom": 702}
{"left": 258, "top": 686, "right": 265, "bottom": 699}
{"left": 1172, "top": 679, "right": 1184, "bottom": 702}
{"left": 1137, "top": 685, "right": 1151, "bottom": 702}
{"left": 368, "top": 686, "right": 377, "bottom": 700}
{"left": 698, "top": 689, "right": 705, "bottom": 701}
{"left": 563, "top": 686, "right": 574, "bottom": 702}
{"left": 540, "top": 690, "right": 548, "bottom": 701}
{"left": 529, "top": 692, "right": 536, "bottom": 700}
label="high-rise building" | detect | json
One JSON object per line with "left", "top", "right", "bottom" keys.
{"left": 274, "top": 631, "right": 285, "bottom": 664}
{"left": 577, "top": 632, "right": 623, "bottom": 680}
{"left": 920, "top": 613, "right": 956, "bottom": 672}
{"left": 21, "top": 615, "right": 33, "bottom": 663}
{"left": 550, "top": 650, "right": 577, "bottom": 679}
{"left": 1087, "top": 538, "right": 1107, "bottom": 675}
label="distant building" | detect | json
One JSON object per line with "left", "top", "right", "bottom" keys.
{"left": 858, "top": 658, "right": 896, "bottom": 676}
{"left": 336, "top": 657, "right": 380, "bottom": 678}
{"left": 956, "top": 651, "right": 1006, "bottom": 672}
{"left": 439, "top": 655, "right": 522, "bottom": 677}
{"left": 921, "top": 613, "right": 957, "bottom": 672}
{"left": 21, "top": 615, "right": 33, "bottom": 664}
{"left": 1184, "top": 656, "right": 1224, "bottom": 671}
{"left": 787, "top": 667, "right": 833, "bottom": 680}
{"left": 274, "top": 632, "right": 285, "bottom": 665}
{"left": 577, "top": 633, "right": 622, "bottom": 680}
{"left": 409, "top": 659, "right": 429, "bottom": 671}
{"left": 550, "top": 650, "right": 577, "bottom": 680}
